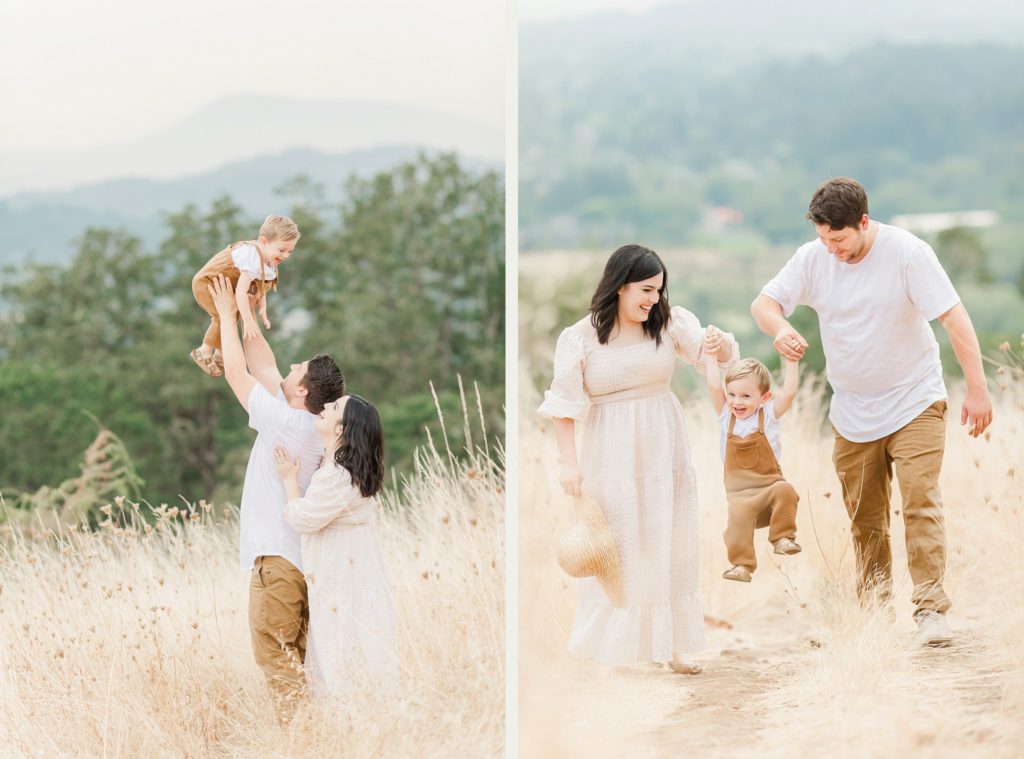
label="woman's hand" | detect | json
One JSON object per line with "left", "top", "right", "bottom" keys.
{"left": 274, "top": 446, "right": 300, "bottom": 481}
{"left": 703, "top": 325, "right": 726, "bottom": 357}
{"left": 559, "top": 461, "right": 583, "bottom": 497}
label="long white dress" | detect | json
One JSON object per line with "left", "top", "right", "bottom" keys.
{"left": 538, "top": 306, "right": 738, "bottom": 665}
{"left": 283, "top": 463, "right": 400, "bottom": 700}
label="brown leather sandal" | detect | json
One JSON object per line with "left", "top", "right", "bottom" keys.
{"left": 190, "top": 348, "right": 222, "bottom": 376}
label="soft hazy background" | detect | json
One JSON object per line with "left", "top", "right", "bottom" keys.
{"left": 520, "top": 0, "right": 1024, "bottom": 381}
{"left": 0, "top": 0, "right": 505, "bottom": 507}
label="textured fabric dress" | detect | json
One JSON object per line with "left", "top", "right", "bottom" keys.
{"left": 283, "top": 463, "right": 400, "bottom": 701}
{"left": 538, "top": 306, "right": 738, "bottom": 665}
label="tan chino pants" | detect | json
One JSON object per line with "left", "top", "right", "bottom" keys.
{"left": 832, "top": 401, "right": 950, "bottom": 614}
{"left": 249, "top": 555, "right": 309, "bottom": 718}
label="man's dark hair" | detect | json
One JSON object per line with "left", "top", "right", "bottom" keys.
{"left": 807, "top": 177, "right": 869, "bottom": 230}
{"left": 300, "top": 354, "right": 346, "bottom": 414}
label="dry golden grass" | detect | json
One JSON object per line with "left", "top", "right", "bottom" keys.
{"left": 0, "top": 397, "right": 504, "bottom": 758}
{"left": 521, "top": 330, "right": 1024, "bottom": 757}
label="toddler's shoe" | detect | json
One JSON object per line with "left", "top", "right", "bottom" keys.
{"left": 190, "top": 347, "right": 222, "bottom": 377}
{"left": 722, "top": 565, "right": 752, "bottom": 582}
{"left": 773, "top": 537, "right": 802, "bottom": 555}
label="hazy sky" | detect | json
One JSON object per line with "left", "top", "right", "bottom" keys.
{"left": 520, "top": 0, "right": 675, "bottom": 21}
{"left": 1, "top": 0, "right": 505, "bottom": 152}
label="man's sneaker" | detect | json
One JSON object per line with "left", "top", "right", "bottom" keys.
{"left": 773, "top": 537, "right": 802, "bottom": 555}
{"left": 914, "top": 609, "right": 954, "bottom": 647}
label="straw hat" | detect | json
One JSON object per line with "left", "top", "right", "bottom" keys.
{"left": 555, "top": 492, "right": 625, "bottom": 608}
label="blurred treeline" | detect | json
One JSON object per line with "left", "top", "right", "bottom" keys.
{"left": 0, "top": 154, "right": 504, "bottom": 510}
{"left": 521, "top": 43, "right": 1024, "bottom": 252}
{"left": 520, "top": 30, "right": 1024, "bottom": 381}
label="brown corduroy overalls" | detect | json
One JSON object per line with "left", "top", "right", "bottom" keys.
{"left": 723, "top": 407, "right": 799, "bottom": 571}
{"left": 191, "top": 241, "right": 278, "bottom": 350}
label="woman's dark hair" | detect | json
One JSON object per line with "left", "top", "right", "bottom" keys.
{"left": 806, "top": 177, "right": 869, "bottom": 230}
{"left": 334, "top": 394, "right": 385, "bottom": 498}
{"left": 301, "top": 354, "right": 346, "bottom": 414}
{"left": 589, "top": 244, "right": 670, "bottom": 346}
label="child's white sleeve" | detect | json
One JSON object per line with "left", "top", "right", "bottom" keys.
{"left": 230, "top": 244, "right": 264, "bottom": 277}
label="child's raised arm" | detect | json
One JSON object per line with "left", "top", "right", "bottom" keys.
{"left": 257, "top": 292, "right": 271, "bottom": 330}
{"left": 773, "top": 357, "right": 800, "bottom": 417}
{"left": 704, "top": 327, "right": 726, "bottom": 415}
{"left": 234, "top": 272, "right": 259, "bottom": 340}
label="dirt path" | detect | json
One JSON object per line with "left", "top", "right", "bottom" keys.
{"left": 522, "top": 610, "right": 1020, "bottom": 758}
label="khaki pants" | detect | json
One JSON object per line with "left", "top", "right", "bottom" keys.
{"left": 832, "top": 401, "right": 950, "bottom": 613}
{"left": 249, "top": 555, "right": 309, "bottom": 717}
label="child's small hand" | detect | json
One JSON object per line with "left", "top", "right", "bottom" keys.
{"left": 259, "top": 303, "right": 271, "bottom": 331}
{"left": 703, "top": 325, "right": 726, "bottom": 357}
{"left": 242, "top": 319, "right": 260, "bottom": 341}
{"left": 273, "top": 446, "right": 300, "bottom": 481}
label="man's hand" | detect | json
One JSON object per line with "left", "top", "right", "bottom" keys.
{"left": 962, "top": 386, "right": 993, "bottom": 438}
{"left": 208, "top": 275, "right": 237, "bottom": 318}
{"left": 773, "top": 326, "right": 808, "bottom": 361}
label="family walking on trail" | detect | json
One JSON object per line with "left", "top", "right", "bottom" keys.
{"left": 190, "top": 215, "right": 400, "bottom": 719}
{"left": 540, "top": 177, "right": 994, "bottom": 673}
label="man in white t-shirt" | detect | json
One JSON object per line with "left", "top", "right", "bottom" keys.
{"left": 208, "top": 275, "right": 345, "bottom": 716}
{"left": 752, "top": 177, "right": 993, "bottom": 647}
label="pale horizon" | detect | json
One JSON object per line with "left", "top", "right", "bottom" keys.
{"left": 1, "top": 0, "right": 505, "bottom": 154}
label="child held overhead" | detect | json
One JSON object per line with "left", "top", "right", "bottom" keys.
{"left": 189, "top": 214, "right": 299, "bottom": 376}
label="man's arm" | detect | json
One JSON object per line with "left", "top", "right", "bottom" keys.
{"left": 209, "top": 275, "right": 258, "bottom": 411}
{"left": 937, "top": 302, "right": 993, "bottom": 437}
{"left": 751, "top": 294, "right": 808, "bottom": 361}
{"left": 243, "top": 322, "right": 285, "bottom": 395}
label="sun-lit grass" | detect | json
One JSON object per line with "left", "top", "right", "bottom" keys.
{"left": 0, "top": 388, "right": 504, "bottom": 758}
{"left": 520, "top": 309, "right": 1024, "bottom": 756}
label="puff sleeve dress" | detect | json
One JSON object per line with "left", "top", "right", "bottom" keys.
{"left": 538, "top": 306, "right": 738, "bottom": 665}
{"left": 283, "top": 463, "right": 400, "bottom": 700}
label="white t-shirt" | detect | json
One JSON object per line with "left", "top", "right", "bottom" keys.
{"left": 238, "top": 384, "right": 325, "bottom": 571}
{"left": 761, "top": 223, "right": 959, "bottom": 442}
{"left": 719, "top": 399, "right": 782, "bottom": 463}
{"left": 231, "top": 243, "right": 278, "bottom": 281}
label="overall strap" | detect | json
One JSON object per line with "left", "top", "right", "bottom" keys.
{"left": 757, "top": 406, "right": 765, "bottom": 434}
{"left": 728, "top": 411, "right": 737, "bottom": 436}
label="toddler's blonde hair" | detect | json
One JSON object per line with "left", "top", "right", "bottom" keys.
{"left": 724, "top": 358, "right": 772, "bottom": 394}
{"left": 259, "top": 214, "right": 301, "bottom": 242}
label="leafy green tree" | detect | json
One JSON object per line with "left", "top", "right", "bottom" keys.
{"left": 933, "top": 226, "right": 993, "bottom": 284}
{"left": 0, "top": 155, "right": 504, "bottom": 508}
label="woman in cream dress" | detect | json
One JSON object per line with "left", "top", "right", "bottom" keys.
{"left": 274, "top": 394, "right": 399, "bottom": 701}
{"left": 539, "top": 244, "right": 738, "bottom": 673}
